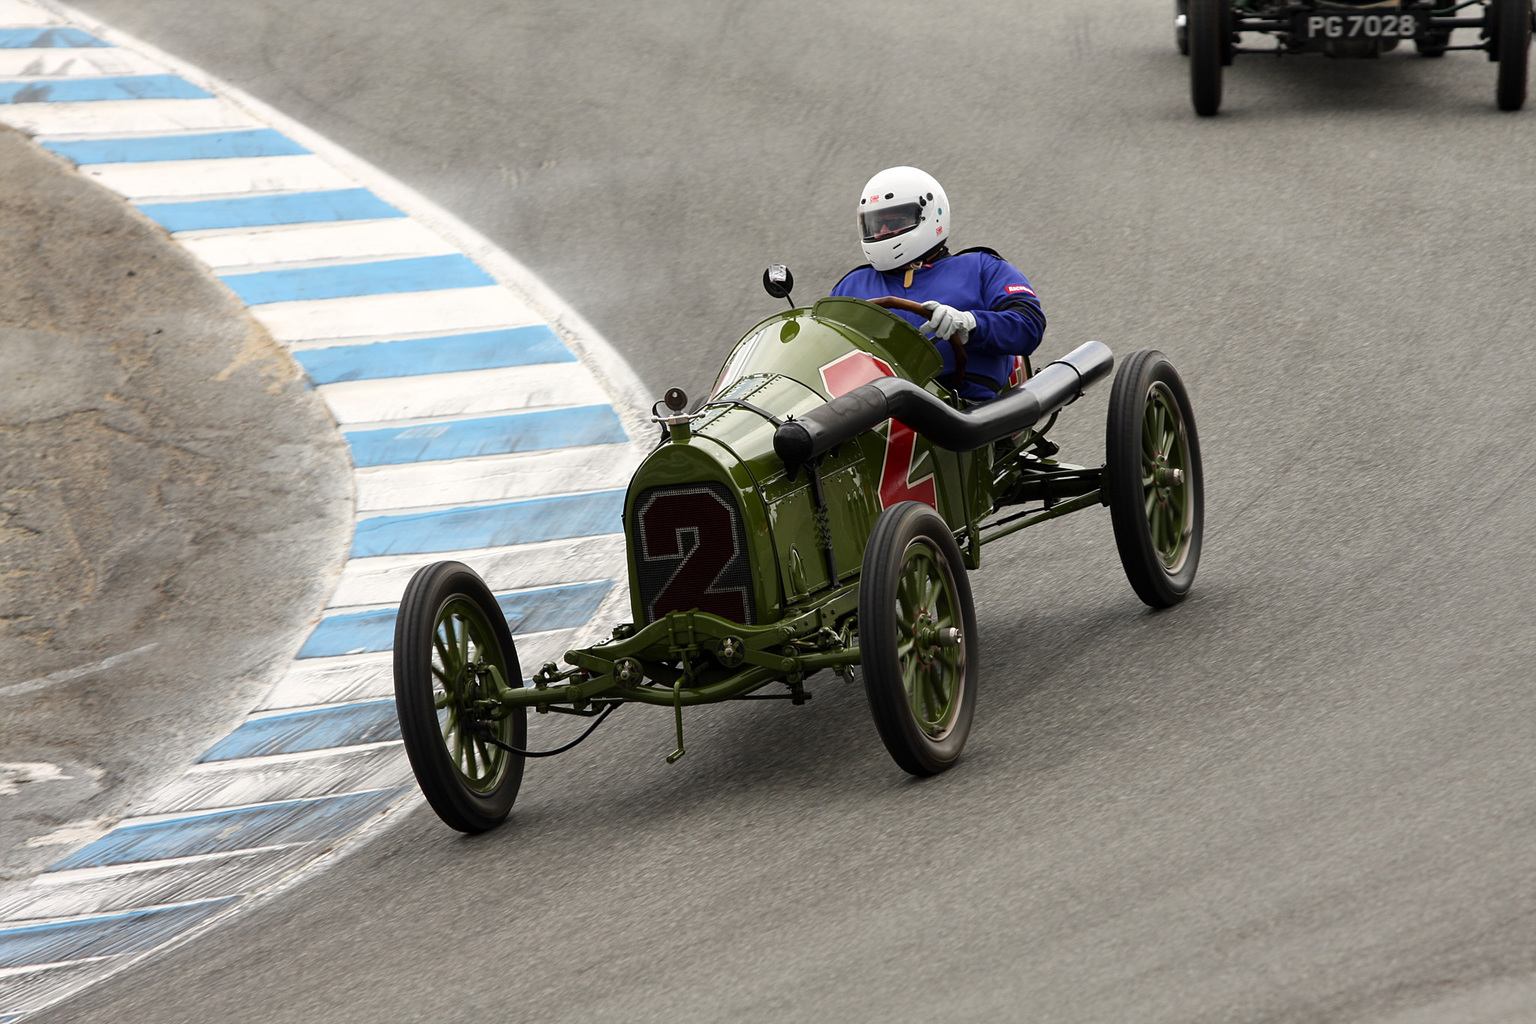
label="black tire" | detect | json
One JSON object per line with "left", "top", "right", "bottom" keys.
{"left": 394, "top": 560, "right": 526, "bottom": 833}
{"left": 1177, "top": 0, "right": 1190, "bottom": 55}
{"left": 1105, "top": 350, "right": 1204, "bottom": 609}
{"left": 1493, "top": 0, "right": 1532, "bottom": 110}
{"left": 1221, "top": 0, "right": 1236, "bottom": 65}
{"left": 1190, "top": 0, "right": 1226, "bottom": 116}
{"left": 859, "top": 502, "right": 979, "bottom": 777}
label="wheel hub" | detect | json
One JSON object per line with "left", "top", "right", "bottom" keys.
{"left": 913, "top": 607, "right": 937, "bottom": 666}
{"left": 1152, "top": 461, "right": 1183, "bottom": 507}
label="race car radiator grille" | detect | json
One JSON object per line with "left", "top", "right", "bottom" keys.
{"left": 633, "top": 482, "right": 757, "bottom": 626}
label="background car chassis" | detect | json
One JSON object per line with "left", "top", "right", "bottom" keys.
{"left": 1177, "top": 0, "right": 1535, "bottom": 114}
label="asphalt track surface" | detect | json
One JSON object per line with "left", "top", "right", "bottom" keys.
{"left": 43, "top": 1, "right": 1536, "bottom": 1022}
{"left": 0, "top": 127, "right": 351, "bottom": 882}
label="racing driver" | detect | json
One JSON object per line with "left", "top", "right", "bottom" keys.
{"left": 831, "top": 166, "right": 1046, "bottom": 403}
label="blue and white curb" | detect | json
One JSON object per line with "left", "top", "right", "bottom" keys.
{"left": 0, "top": 1, "right": 651, "bottom": 1018}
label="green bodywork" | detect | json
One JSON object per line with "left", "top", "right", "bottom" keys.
{"left": 499, "top": 298, "right": 1103, "bottom": 750}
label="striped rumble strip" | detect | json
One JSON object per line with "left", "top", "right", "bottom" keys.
{"left": 0, "top": 1, "right": 647, "bottom": 1018}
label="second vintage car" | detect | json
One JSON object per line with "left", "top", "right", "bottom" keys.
{"left": 1178, "top": 0, "right": 1533, "bottom": 114}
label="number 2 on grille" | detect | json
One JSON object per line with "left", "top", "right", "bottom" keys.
{"left": 638, "top": 487, "right": 751, "bottom": 622}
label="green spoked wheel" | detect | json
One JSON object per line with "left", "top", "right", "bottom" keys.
{"left": 859, "top": 501, "right": 979, "bottom": 777}
{"left": 1106, "top": 349, "right": 1204, "bottom": 609}
{"left": 394, "top": 560, "right": 526, "bottom": 833}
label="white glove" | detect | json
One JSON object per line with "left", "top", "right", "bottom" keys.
{"left": 919, "top": 301, "right": 977, "bottom": 344}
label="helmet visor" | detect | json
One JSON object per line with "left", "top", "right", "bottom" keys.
{"left": 860, "top": 202, "right": 923, "bottom": 243}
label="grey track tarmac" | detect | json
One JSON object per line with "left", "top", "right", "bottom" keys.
{"left": 0, "top": 130, "right": 351, "bottom": 882}
{"left": 42, "top": 1, "right": 1536, "bottom": 1022}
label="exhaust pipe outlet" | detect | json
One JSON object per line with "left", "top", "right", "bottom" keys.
{"left": 774, "top": 340, "right": 1113, "bottom": 470}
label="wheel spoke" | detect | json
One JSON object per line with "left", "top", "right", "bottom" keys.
{"left": 915, "top": 672, "right": 940, "bottom": 727}
{"left": 895, "top": 571, "right": 916, "bottom": 618}
{"left": 929, "top": 668, "right": 955, "bottom": 730}
{"left": 920, "top": 572, "right": 941, "bottom": 613}
{"left": 920, "top": 669, "right": 941, "bottom": 725}
{"left": 1168, "top": 426, "right": 1186, "bottom": 471}
{"left": 902, "top": 558, "right": 926, "bottom": 608}
{"left": 456, "top": 615, "right": 471, "bottom": 669}
{"left": 902, "top": 655, "right": 921, "bottom": 702}
{"left": 927, "top": 670, "right": 948, "bottom": 726}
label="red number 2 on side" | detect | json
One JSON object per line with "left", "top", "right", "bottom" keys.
{"left": 817, "top": 352, "right": 937, "bottom": 509}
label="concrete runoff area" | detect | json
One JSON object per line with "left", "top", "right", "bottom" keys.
{"left": 24, "top": 1, "right": 1536, "bottom": 1023}
{"left": 0, "top": 127, "right": 352, "bottom": 881}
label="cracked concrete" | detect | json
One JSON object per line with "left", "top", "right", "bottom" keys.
{"left": 0, "top": 126, "right": 353, "bottom": 881}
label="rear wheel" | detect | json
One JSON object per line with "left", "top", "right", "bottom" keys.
{"left": 1493, "top": 0, "right": 1532, "bottom": 110}
{"left": 1190, "top": 0, "right": 1227, "bottom": 115}
{"left": 394, "top": 560, "right": 526, "bottom": 833}
{"left": 859, "top": 502, "right": 979, "bottom": 777}
{"left": 1105, "top": 350, "right": 1204, "bottom": 608}
{"left": 1177, "top": 0, "right": 1190, "bottom": 55}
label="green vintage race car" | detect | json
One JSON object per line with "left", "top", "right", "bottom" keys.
{"left": 393, "top": 271, "right": 1205, "bottom": 833}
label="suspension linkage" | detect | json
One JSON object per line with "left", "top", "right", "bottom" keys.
{"left": 472, "top": 702, "right": 624, "bottom": 758}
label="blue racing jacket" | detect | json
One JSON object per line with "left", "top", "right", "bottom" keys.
{"left": 830, "top": 248, "right": 1046, "bottom": 402}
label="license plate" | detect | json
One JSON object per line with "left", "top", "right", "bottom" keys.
{"left": 1296, "top": 10, "right": 1426, "bottom": 39}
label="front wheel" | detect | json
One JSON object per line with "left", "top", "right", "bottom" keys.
{"left": 1189, "top": 0, "right": 1227, "bottom": 115}
{"left": 1493, "top": 0, "right": 1532, "bottom": 110}
{"left": 1105, "top": 350, "right": 1204, "bottom": 608}
{"left": 859, "top": 502, "right": 979, "bottom": 777}
{"left": 394, "top": 560, "right": 526, "bottom": 833}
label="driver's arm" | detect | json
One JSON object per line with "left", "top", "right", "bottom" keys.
{"left": 964, "top": 257, "right": 1045, "bottom": 358}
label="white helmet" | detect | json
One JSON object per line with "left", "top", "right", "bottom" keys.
{"left": 857, "top": 166, "right": 950, "bottom": 273}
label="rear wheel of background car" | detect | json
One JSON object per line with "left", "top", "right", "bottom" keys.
{"left": 859, "top": 502, "right": 979, "bottom": 777}
{"left": 1105, "top": 350, "right": 1204, "bottom": 609}
{"left": 1494, "top": 0, "right": 1532, "bottom": 110}
{"left": 1189, "top": 0, "right": 1225, "bottom": 115}
{"left": 1177, "top": 0, "right": 1190, "bottom": 55}
{"left": 394, "top": 560, "right": 526, "bottom": 833}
